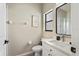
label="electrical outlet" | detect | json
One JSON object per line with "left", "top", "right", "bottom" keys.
{"left": 71, "top": 47, "right": 76, "bottom": 53}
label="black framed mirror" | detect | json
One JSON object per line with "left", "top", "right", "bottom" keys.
{"left": 56, "top": 3, "right": 71, "bottom": 35}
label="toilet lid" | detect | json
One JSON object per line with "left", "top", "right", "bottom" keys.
{"left": 32, "top": 45, "right": 42, "bottom": 51}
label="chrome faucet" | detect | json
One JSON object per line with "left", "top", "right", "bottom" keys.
{"left": 61, "top": 34, "right": 65, "bottom": 42}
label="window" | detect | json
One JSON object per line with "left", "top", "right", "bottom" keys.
{"left": 45, "top": 10, "right": 53, "bottom": 32}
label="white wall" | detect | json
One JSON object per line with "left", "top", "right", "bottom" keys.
{"left": 56, "top": 3, "right": 64, "bottom": 8}
{"left": 7, "top": 3, "right": 42, "bottom": 56}
{"left": 71, "top": 3, "right": 79, "bottom": 55}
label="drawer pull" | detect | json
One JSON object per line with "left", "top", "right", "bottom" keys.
{"left": 48, "top": 54, "right": 51, "bottom": 56}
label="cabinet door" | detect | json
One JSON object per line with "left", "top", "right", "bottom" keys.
{"left": 51, "top": 48, "right": 68, "bottom": 56}
{"left": 42, "top": 42, "right": 51, "bottom": 56}
{"left": 42, "top": 41, "right": 68, "bottom": 56}
{"left": 46, "top": 45, "right": 67, "bottom": 56}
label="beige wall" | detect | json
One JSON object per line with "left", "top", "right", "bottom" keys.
{"left": 42, "top": 3, "right": 56, "bottom": 13}
{"left": 7, "top": 3, "right": 42, "bottom": 56}
{"left": 42, "top": 3, "right": 56, "bottom": 38}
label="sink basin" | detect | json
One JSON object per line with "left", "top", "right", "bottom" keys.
{"left": 49, "top": 40, "right": 71, "bottom": 48}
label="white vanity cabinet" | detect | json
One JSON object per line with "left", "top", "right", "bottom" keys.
{"left": 42, "top": 41, "right": 68, "bottom": 56}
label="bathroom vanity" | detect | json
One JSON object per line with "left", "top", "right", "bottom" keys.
{"left": 42, "top": 39, "right": 75, "bottom": 56}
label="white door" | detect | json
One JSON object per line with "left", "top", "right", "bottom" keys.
{"left": 0, "top": 3, "right": 6, "bottom": 56}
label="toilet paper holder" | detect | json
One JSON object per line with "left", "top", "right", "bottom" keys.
{"left": 28, "top": 41, "right": 33, "bottom": 45}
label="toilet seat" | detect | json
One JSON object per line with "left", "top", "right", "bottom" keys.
{"left": 32, "top": 45, "right": 42, "bottom": 52}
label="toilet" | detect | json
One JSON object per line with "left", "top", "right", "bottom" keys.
{"left": 32, "top": 45, "right": 42, "bottom": 56}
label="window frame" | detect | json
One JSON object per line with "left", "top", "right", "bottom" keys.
{"left": 45, "top": 10, "right": 53, "bottom": 32}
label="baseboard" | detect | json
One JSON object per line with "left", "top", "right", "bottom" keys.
{"left": 17, "top": 51, "right": 33, "bottom": 56}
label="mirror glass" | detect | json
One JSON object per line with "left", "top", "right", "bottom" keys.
{"left": 56, "top": 3, "right": 71, "bottom": 35}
